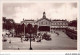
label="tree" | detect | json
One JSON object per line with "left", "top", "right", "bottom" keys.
{"left": 14, "top": 23, "right": 22, "bottom": 36}
{"left": 25, "top": 26, "right": 28, "bottom": 33}
{"left": 2, "top": 17, "right": 15, "bottom": 30}
{"left": 27, "top": 24, "right": 33, "bottom": 34}
{"left": 69, "top": 20, "right": 77, "bottom": 27}
{"left": 3, "top": 17, "right": 6, "bottom": 23}
{"left": 33, "top": 25, "right": 38, "bottom": 34}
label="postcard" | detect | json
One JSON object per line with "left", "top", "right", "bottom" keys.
{"left": 0, "top": 0, "right": 79, "bottom": 52}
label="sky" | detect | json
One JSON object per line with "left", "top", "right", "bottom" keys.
{"left": 3, "top": 2, "right": 77, "bottom": 23}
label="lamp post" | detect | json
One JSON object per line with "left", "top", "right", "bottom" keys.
{"left": 24, "top": 23, "right": 25, "bottom": 38}
{"left": 27, "top": 23, "right": 33, "bottom": 50}
{"left": 23, "top": 18, "right": 25, "bottom": 38}
{"left": 29, "top": 29, "right": 32, "bottom": 50}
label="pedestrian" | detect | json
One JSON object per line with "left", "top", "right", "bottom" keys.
{"left": 21, "top": 35, "right": 23, "bottom": 42}
{"left": 9, "top": 38, "right": 11, "bottom": 44}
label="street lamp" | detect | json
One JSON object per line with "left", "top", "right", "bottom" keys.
{"left": 27, "top": 23, "right": 33, "bottom": 50}
{"left": 24, "top": 23, "right": 25, "bottom": 38}
{"left": 29, "top": 29, "right": 32, "bottom": 50}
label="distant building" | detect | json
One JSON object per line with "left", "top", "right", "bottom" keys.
{"left": 21, "top": 19, "right": 35, "bottom": 25}
{"left": 51, "top": 20, "right": 68, "bottom": 30}
{"left": 21, "top": 12, "right": 69, "bottom": 32}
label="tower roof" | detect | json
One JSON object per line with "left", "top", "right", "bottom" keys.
{"left": 43, "top": 11, "right": 45, "bottom": 14}
{"left": 43, "top": 11, "right": 46, "bottom": 18}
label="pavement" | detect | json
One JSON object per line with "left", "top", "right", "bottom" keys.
{"left": 3, "top": 31, "right": 77, "bottom": 50}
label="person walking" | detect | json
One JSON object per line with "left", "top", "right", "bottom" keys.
{"left": 21, "top": 35, "right": 24, "bottom": 43}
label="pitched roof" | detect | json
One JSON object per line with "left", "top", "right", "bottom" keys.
{"left": 24, "top": 20, "right": 34, "bottom": 21}
{"left": 36, "top": 18, "right": 51, "bottom": 23}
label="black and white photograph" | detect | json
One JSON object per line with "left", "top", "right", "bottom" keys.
{"left": 2, "top": 1, "right": 77, "bottom": 50}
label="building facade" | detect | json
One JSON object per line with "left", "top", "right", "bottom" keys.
{"left": 21, "top": 12, "right": 68, "bottom": 32}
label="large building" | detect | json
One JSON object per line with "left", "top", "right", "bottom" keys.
{"left": 21, "top": 12, "right": 68, "bottom": 32}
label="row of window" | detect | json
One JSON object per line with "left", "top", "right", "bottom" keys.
{"left": 52, "top": 26, "right": 67, "bottom": 28}
{"left": 39, "top": 22, "right": 50, "bottom": 25}
{"left": 52, "top": 22, "right": 68, "bottom": 25}
{"left": 22, "top": 22, "right": 68, "bottom": 26}
{"left": 38, "top": 22, "right": 68, "bottom": 25}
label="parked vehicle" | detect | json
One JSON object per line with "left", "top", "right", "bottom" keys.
{"left": 42, "top": 33, "right": 51, "bottom": 40}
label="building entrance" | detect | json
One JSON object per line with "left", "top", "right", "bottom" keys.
{"left": 38, "top": 26, "right": 50, "bottom": 31}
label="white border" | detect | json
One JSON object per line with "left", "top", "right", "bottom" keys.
{"left": 0, "top": 0, "right": 79, "bottom": 52}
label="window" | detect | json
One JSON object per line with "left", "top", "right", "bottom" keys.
{"left": 66, "top": 23, "right": 67, "bottom": 25}
{"left": 46, "top": 22, "right": 47, "bottom": 24}
{"left": 56, "top": 23, "right": 57, "bottom": 25}
{"left": 39, "top": 22, "right": 40, "bottom": 25}
{"left": 41, "top": 22, "right": 43, "bottom": 24}
{"left": 52, "top": 23, "right": 55, "bottom": 25}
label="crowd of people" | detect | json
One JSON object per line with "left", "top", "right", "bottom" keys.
{"left": 20, "top": 32, "right": 51, "bottom": 43}
{"left": 2, "top": 30, "right": 61, "bottom": 43}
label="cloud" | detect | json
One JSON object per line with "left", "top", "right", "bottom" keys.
{"left": 3, "top": 3, "right": 77, "bottom": 23}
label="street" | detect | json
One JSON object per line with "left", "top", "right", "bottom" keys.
{"left": 3, "top": 31, "right": 77, "bottom": 50}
